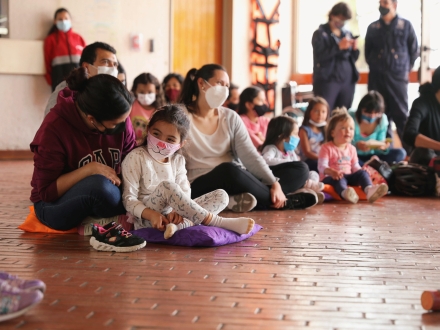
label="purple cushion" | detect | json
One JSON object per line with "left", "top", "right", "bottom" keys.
{"left": 131, "top": 224, "right": 263, "bottom": 247}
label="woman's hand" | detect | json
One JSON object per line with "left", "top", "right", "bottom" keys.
{"left": 339, "top": 37, "right": 353, "bottom": 50}
{"left": 166, "top": 211, "right": 184, "bottom": 225}
{"left": 270, "top": 181, "right": 287, "bottom": 209}
{"left": 142, "top": 209, "right": 169, "bottom": 231}
{"left": 356, "top": 141, "right": 371, "bottom": 152}
{"left": 85, "top": 162, "right": 121, "bottom": 186}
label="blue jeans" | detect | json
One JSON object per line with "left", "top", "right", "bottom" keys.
{"left": 34, "top": 175, "right": 125, "bottom": 231}
{"left": 322, "top": 170, "right": 372, "bottom": 198}
{"left": 358, "top": 148, "right": 406, "bottom": 166}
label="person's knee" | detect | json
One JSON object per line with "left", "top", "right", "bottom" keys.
{"left": 88, "top": 175, "right": 121, "bottom": 205}
{"left": 393, "top": 148, "right": 406, "bottom": 162}
{"left": 157, "top": 180, "right": 181, "bottom": 192}
{"left": 212, "top": 189, "right": 229, "bottom": 206}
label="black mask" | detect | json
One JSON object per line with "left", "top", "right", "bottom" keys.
{"left": 254, "top": 104, "right": 269, "bottom": 117}
{"left": 379, "top": 6, "right": 390, "bottom": 16}
{"left": 228, "top": 103, "right": 239, "bottom": 111}
{"left": 94, "top": 121, "right": 126, "bottom": 135}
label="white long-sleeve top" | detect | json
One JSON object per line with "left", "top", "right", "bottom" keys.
{"left": 121, "top": 146, "right": 190, "bottom": 220}
{"left": 261, "top": 144, "right": 299, "bottom": 166}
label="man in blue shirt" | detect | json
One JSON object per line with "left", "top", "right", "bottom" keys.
{"left": 365, "top": 0, "right": 418, "bottom": 153}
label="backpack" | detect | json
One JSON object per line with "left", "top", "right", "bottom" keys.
{"left": 363, "top": 156, "right": 394, "bottom": 184}
{"left": 391, "top": 163, "right": 436, "bottom": 196}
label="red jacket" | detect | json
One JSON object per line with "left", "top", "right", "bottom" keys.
{"left": 44, "top": 29, "right": 86, "bottom": 89}
{"left": 30, "top": 87, "right": 136, "bottom": 203}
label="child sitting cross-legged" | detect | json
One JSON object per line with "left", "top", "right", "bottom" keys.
{"left": 121, "top": 105, "right": 255, "bottom": 239}
{"left": 318, "top": 108, "right": 388, "bottom": 203}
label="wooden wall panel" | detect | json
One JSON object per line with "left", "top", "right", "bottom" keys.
{"left": 172, "top": 0, "right": 223, "bottom": 76}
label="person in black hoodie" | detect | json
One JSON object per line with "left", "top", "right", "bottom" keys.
{"left": 312, "top": 2, "right": 359, "bottom": 112}
{"left": 403, "top": 66, "right": 440, "bottom": 165}
{"left": 31, "top": 67, "right": 136, "bottom": 231}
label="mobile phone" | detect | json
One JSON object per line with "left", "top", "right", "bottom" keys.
{"left": 352, "top": 35, "right": 360, "bottom": 39}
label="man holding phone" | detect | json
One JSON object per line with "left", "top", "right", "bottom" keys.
{"left": 365, "top": 0, "right": 418, "bottom": 152}
{"left": 312, "top": 2, "right": 360, "bottom": 112}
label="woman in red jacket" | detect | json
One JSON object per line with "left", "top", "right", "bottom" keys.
{"left": 44, "top": 8, "right": 86, "bottom": 91}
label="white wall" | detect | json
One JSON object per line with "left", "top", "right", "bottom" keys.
{"left": 0, "top": 0, "right": 170, "bottom": 150}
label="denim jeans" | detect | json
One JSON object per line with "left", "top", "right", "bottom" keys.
{"left": 358, "top": 148, "right": 406, "bottom": 166}
{"left": 322, "top": 170, "right": 372, "bottom": 197}
{"left": 34, "top": 175, "right": 125, "bottom": 231}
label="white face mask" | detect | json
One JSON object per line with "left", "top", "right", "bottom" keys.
{"left": 203, "top": 80, "right": 229, "bottom": 109}
{"left": 138, "top": 93, "right": 156, "bottom": 106}
{"left": 309, "top": 119, "right": 327, "bottom": 127}
{"left": 88, "top": 64, "right": 118, "bottom": 78}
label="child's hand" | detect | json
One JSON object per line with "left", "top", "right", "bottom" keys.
{"left": 329, "top": 168, "right": 344, "bottom": 180}
{"left": 166, "top": 211, "right": 184, "bottom": 225}
{"left": 85, "top": 162, "right": 121, "bottom": 186}
{"left": 379, "top": 141, "right": 391, "bottom": 151}
{"left": 148, "top": 210, "right": 169, "bottom": 231}
{"left": 356, "top": 141, "right": 370, "bottom": 152}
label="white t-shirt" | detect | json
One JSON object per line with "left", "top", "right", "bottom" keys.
{"left": 185, "top": 107, "right": 233, "bottom": 182}
{"left": 121, "top": 146, "right": 190, "bottom": 221}
{"left": 261, "top": 144, "right": 299, "bottom": 166}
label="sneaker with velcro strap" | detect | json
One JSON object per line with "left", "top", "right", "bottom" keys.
{"left": 90, "top": 222, "right": 146, "bottom": 253}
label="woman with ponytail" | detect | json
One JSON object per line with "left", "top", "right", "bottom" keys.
{"left": 403, "top": 66, "right": 440, "bottom": 165}
{"left": 178, "top": 64, "right": 317, "bottom": 212}
{"left": 30, "top": 67, "right": 136, "bottom": 231}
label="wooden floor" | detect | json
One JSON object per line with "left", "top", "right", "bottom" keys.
{"left": 1, "top": 161, "right": 440, "bottom": 330}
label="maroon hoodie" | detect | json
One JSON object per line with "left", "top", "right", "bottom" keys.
{"left": 30, "top": 88, "right": 136, "bottom": 203}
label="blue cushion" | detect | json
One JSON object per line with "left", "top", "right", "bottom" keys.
{"left": 131, "top": 224, "right": 263, "bottom": 247}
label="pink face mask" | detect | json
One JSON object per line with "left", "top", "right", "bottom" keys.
{"left": 146, "top": 132, "right": 181, "bottom": 161}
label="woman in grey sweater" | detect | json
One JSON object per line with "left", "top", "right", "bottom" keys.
{"left": 178, "top": 64, "right": 316, "bottom": 212}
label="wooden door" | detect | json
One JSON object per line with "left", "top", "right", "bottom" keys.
{"left": 172, "top": 0, "right": 223, "bottom": 76}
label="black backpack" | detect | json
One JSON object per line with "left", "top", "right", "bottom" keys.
{"left": 390, "top": 163, "right": 436, "bottom": 196}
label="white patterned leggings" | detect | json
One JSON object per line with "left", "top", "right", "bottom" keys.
{"left": 132, "top": 181, "right": 229, "bottom": 230}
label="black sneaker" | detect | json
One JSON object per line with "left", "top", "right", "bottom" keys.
{"left": 90, "top": 222, "right": 146, "bottom": 253}
{"left": 284, "top": 188, "right": 318, "bottom": 210}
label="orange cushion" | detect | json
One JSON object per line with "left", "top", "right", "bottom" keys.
{"left": 18, "top": 206, "right": 77, "bottom": 234}
{"left": 323, "top": 184, "right": 366, "bottom": 201}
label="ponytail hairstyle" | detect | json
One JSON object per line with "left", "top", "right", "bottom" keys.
{"left": 261, "top": 116, "right": 297, "bottom": 151}
{"left": 148, "top": 104, "right": 191, "bottom": 143}
{"left": 66, "top": 67, "right": 134, "bottom": 122}
{"left": 301, "top": 96, "right": 329, "bottom": 138}
{"left": 325, "top": 107, "right": 352, "bottom": 142}
{"left": 419, "top": 66, "right": 440, "bottom": 97}
{"left": 178, "top": 64, "right": 227, "bottom": 113}
{"left": 237, "top": 86, "right": 264, "bottom": 115}
{"left": 131, "top": 73, "right": 165, "bottom": 109}
{"left": 47, "top": 8, "right": 70, "bottom": 36}
{"left": 355, "top": 91, "right": 384, "bottom": 124}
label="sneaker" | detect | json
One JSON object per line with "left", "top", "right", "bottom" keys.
{"left": 227, "top": 193, "right": 257, "bottom": 212}
{"left": 366, "top": 183, "right": 388, "bottom": 203}
{"left": 435, "top": 174, "right": 440, "bottom": 198}
{"left": 0, "top": 272, "right": 46, "bottom": 293}
{"left": 308, "top": 171, "right": 320, "bottom": 183}
{"left": 284, "top": 188, "right": 318, "bottom": 210}
{"left": 0, "top": 281, "right": 44, "bottom": 322}
{"left": 90, "top": 222, "right": 146, "bottom": 253}
{"left": 78, "top": 215, "right": 120, "bottom": 236}
{"left": 316, "top": 191, "right": 325, "bottom": 205}
{"left": 304, "top": 179, "right": 324, "bottom": 192}
{"left": 341, "top": 187, "right": 359, "bottom": 204}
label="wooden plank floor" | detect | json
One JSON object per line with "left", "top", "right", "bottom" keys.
{"left": 1, "top": 160, "right": 440, "bottom": 330}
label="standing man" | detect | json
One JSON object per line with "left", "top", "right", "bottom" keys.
{"left": 365, "top": 0, "right": 418, "bottom": 152}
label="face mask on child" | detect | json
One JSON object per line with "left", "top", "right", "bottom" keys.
{"left": 146, "top": 132, "right": 180, "bottom": 161}
{"left": 254, "top": 104, "right": 269, "bottom": 117}
{"left": 138, "top": 93, "right": 156, "bottom": 106}
{"left": 361, "top": 114, "right": 380, "bottom": 124}
{"left": 56, "top": 20, "right": 71, "bottom": 32}
{"left": 309, "top": 119, "right": 327, "bottom": 127}
{"left": 165, "top": 88, "right": 180, "bottom": 102}
{"left": 284, "top": 136, "right": 300, "bottom": 152}
{"left": 204, "top": 80, "right": 229, "bottom": 109}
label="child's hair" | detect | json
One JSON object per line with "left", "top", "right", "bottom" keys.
{"left": 325, "top": 107, "right": 352, "bottom": 142}
{"left": 355, "top": 91, "right": 384, "bottom": 124}
{"left": 302, "top": 96, "right": 329, "bottom": 136}
{"left": 147, "top": 104, "right": 190, "bottom": 142}
{"left": 131, "top": 73, "right": 165, "bottom": 109}
{"left": 47, "top": 8, "right": 70, "bottom": 36}
{"left": 227, "top": 83, "right": 239, "bottom": 100}
{"left": 238, "top": 86, "right": 264, "bottom": 115}
{"left": 261, "top": 116, "right": 298, "bottom": 151}
{"left": 178, "top": 64, "right": 227, "bottom": 112}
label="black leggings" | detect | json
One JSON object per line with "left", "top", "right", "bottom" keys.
{"left": 190, "top": 162, "right": 309, "bottom": 208}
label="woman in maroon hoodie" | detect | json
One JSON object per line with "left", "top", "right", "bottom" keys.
{"left": 30, "top": 67, "right": 136, "bottom": 231}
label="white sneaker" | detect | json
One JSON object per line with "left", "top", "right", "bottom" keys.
{"left": 308, "top": 171, "right": 320, "bottom": 182}
{"left": 316, "top": 192, "right": 325, "bottom": 205}
{"left": 341, "top": 187, "right": 359, "bottom": 204}
{"left": 304, "top": 179, "right": 324, "bottom": 192}
{"left": 366, "top": 183, "right": 388, "bottom": 203}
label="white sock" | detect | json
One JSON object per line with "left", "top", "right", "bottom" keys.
{"left": 205, "top": 214, "right": 255, "bottom": 235}
{"left": 164, "top": 219, "right": 194, "bottom": 239}
{"left": 364, "top": 185, "right": 373, "bottom": 194}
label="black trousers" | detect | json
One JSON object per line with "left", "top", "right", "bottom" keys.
{"left": 313, "top": 79, "right": 356, "bottom": 112}
{"left": 190, "top": 162, "right": 309, "bottom": 208}
{"left": 368, "top": 72, "right": 410, "bottom": 152}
